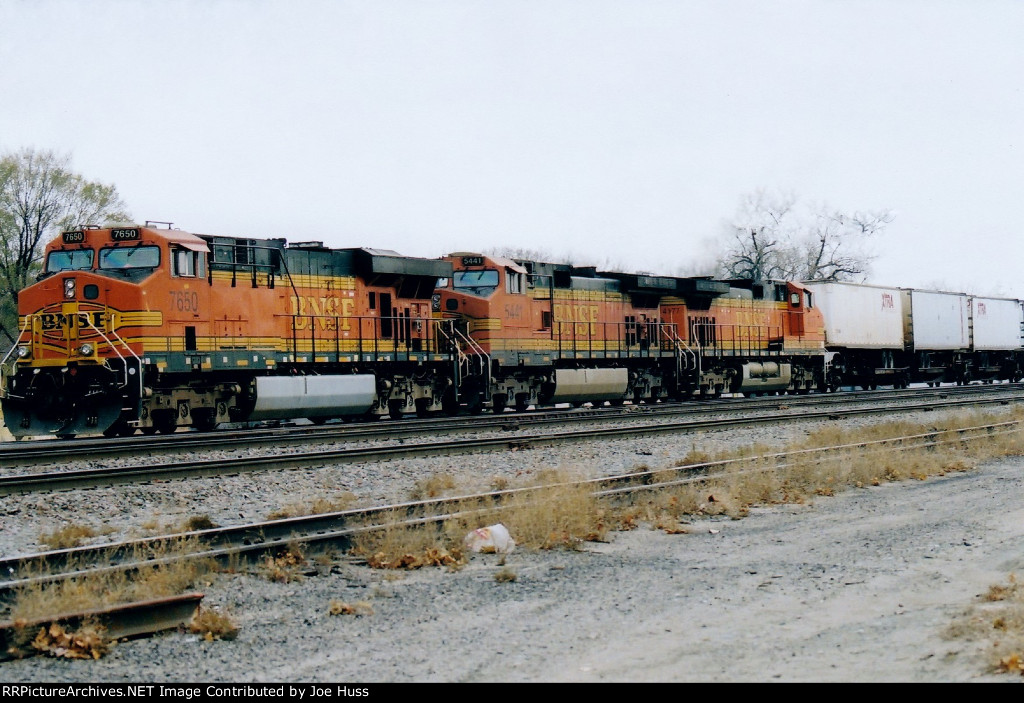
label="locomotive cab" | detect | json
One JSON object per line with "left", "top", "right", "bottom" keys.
{"left": 0, "top": 224, "right": 200, "bottom": 437}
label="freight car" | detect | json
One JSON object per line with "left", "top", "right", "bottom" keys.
{"left": 0, "top": 223, "right": 456, "bottom": 438}
{"left": 803, "top": 281, "right": 1024, "bottom": 389}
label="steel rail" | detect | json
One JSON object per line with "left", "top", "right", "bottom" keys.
{"left": 2, "top": 418, "right": 1020, "bottom": 604}
{"left": 0, "top": 592, "right": 204, "bottom": 661}
{"left": 3, "top": 391, "right": 1023, "bottom": 496}
{"left": 3, "top": 383, "right": 1022, "bottom": 467}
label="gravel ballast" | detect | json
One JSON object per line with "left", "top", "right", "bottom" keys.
{"left": 2, "top": 406, "right": 1024, "bottom": 682}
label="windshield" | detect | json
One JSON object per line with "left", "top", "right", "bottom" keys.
{"left": 46, "top": 249, "right": 94, "bottom": 273}
{"left": 453, "top": 269, "right": 499, "bottom": 297}
{"left": 99, "top": 245, "right": 161, "bottom": 270}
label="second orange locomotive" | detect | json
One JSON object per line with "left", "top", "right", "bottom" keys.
{"left": 437, "top": 252, "right": 826, "bottom": 412}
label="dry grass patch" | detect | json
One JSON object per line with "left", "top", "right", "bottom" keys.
{"left": 9, "top": 536, "right": 214, "bottom": 624}
{"left": 29, "top": 619, "right": 110, "bottom": 660}
{"left": 267, "top": 492, "right": 358, "bottom": 520}
{"left": 328, "top": 600, "right": 374, "bottom": 616}
{"left": 259, "top": 545, "right": 308, "bottom": 583}
{"left": 945, "top": 574, "right": 1024, "bottom": 677}
{"left": 189, "top": 606, "right": 239, "bottom": 641}
{"left": 501, "top": 471, "right": 610, "bottom": 549}
{"left": 38, "top": 523, "right": 103, "bottom": 551}
{"left": 181, "top": 515, "right": 219, "bottom": 532}
{"left": 350, "top": 409, "right": 1024, "bottom": 576}
{"left": 408, "top": 473, "right": 457, "bottom": 500}
{"left": 494, "top": 567, "right": 517, "bottom": 583}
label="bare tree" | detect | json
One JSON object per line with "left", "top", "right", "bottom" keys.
{"left": 796, "top": 208, "right": 894, "bottom": 281}
{"left": 716, "top": 189, "right": 893, "bottom": 282}
{"left": 718, "top": 189, "right": 796, "bottom": 280}
{"left": 0, "top": 148, "right": 131, "bottom": 344}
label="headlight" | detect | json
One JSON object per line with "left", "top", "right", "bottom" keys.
{"left": 78, "top": 343, "right": 94, "bottom": 356}
{"left": 16, "top": 345, "right": 31, "bottom": 359}
{"left": 64, "top": 278, "right": 75, "bottom": 300}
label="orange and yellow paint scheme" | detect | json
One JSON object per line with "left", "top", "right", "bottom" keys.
{"left": 2, "top": 225, "right": 452, "bottom": 437}
{"left": 437, "top": 253, "right": 826, "bottom": 409}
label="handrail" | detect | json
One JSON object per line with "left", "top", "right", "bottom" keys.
{"left": 0, "top": 315, "right": 33, "bottom": 398}
{"left": 81, "top": 317, "right": 142, "bottom": 393}
{"left": 453, "top": 325, "right": 491, "bottom": 398}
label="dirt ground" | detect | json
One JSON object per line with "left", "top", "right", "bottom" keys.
{"left": 516, "top": 457, "right": 1024, "bottom": 682}
{"left": 4, "top": 447, "right": 1024, "bottom": 683}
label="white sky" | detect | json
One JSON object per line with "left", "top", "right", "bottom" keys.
{"left": 2, "top": 0, "right": 1022, "bottom": 296}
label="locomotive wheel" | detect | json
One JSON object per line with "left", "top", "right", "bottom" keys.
{"left": 442, "top": 390, "right": 460, "bottom": 416}
{"left": 388, "top": 400, "right": 405, "bottom": 420}
{"left": 415, "top": 398, "right": 431, "bottom": 418}
{"left": 153, "top": 411, "right": 177, "bottom": 435}
{"left": 466, "top": 394, "right": 484, "bottom": 415}
{"left": 492, "top": 394, "right": 508, "bottom": 414}
{"left": 193, "top": 410, "right": 219, "bottom": 432}
{"left": 514, "top": 393, "right": 530, "bottom": 412}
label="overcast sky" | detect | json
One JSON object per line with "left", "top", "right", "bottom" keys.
{"left": 2, "top": 0, "right": 1022, "bottom": 296}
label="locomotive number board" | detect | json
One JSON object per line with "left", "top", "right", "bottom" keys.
{"left": 62, "top": 231, "right": 86, "bottom": 244}
{"left": 461, "top": 256, "right": 484, "bottom": 266}
{"left": 110, "top": 228, "right": 141, "bottom": 241}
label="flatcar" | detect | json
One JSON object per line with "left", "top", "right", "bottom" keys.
{"left": 803, "top": 281, "right": 1024, "bottom": 388}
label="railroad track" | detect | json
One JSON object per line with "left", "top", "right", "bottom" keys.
{"left": 3, "top": 385, "right": 1023, "bottom": 496}
{"left": 3, "top": 415, "right": 1020, "bottom": 656}
{"left": 4, "top": 383, "right": 1023, "bottom": 467}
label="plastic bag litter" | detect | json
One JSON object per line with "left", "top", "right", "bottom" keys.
{"left": 464, "top": 524, "right": 516, "bottom": 555}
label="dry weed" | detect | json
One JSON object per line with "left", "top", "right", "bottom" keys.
{"left": 328, "top": 600, "right": 374, "bottom": 616}
{"left": 181, "top": 515, "right": 219, "bottom": 532}
{"left": 38, "top": 524, "right": 100, "bottom": 550}
{"left": 408, "top": 473, "right": 457, "bottom": 500}
{"left": 267, "top": 492, "right": 358, "bottom": 520}
{"left": 260, "top": 546, "right": 308, "bottom": 583}
{"left": 189, "top": 607, "right": 240, "bottom": 641}
{"left": 31, "top": 620, "right": 110, "bottom": 659}
{"left": 9, "top": 537, "right": 213, "bottom": 624}
{"left": 493, "top": 567, "right": 517, "bottom": 583}
{"left": 945, "top": 574, "right": 1024, "bottom": 677}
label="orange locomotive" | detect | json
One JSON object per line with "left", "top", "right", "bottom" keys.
{"left": 1, "top": 223, "right": 454, "bottom": 437}
{"left": 436, "top": 253, "right": 827, "bottom": 410}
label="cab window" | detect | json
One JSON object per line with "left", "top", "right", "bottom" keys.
{"left": 46, "top": 249, "right": 94, "bottom": 273}
{"left": 505, "top": 271, "right": 525, "bottom": 294}
{"left": 99, "top": 245, "right": 160, "bottom": 270}
{"left": 453, "top": 269, "right": 499, "bottom": 297}
{"left": 172, "top": 247, "right": 204, "bottom": 278}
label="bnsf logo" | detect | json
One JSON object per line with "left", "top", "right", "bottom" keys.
{"left": 39, "top": 311, "right": 106, "bottom": 331}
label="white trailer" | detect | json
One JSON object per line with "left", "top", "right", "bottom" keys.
{"left": 803, "top": 282, "right": 904, "bottom": 349}
{"left": 902, "top": 289, "right": 970, "bottom": 351}
{"left": 970, "top": 296, "right": 1024, "bottom": 351}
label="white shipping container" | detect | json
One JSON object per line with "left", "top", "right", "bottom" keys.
{"left": 971, "top": 297, "right": 1024, "bottom": 351}
{"left": 903, "top": 289, "right": 969, "bottom": 350}
{"left": 803, "top": 282, "right": 904, "bottom": 349}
